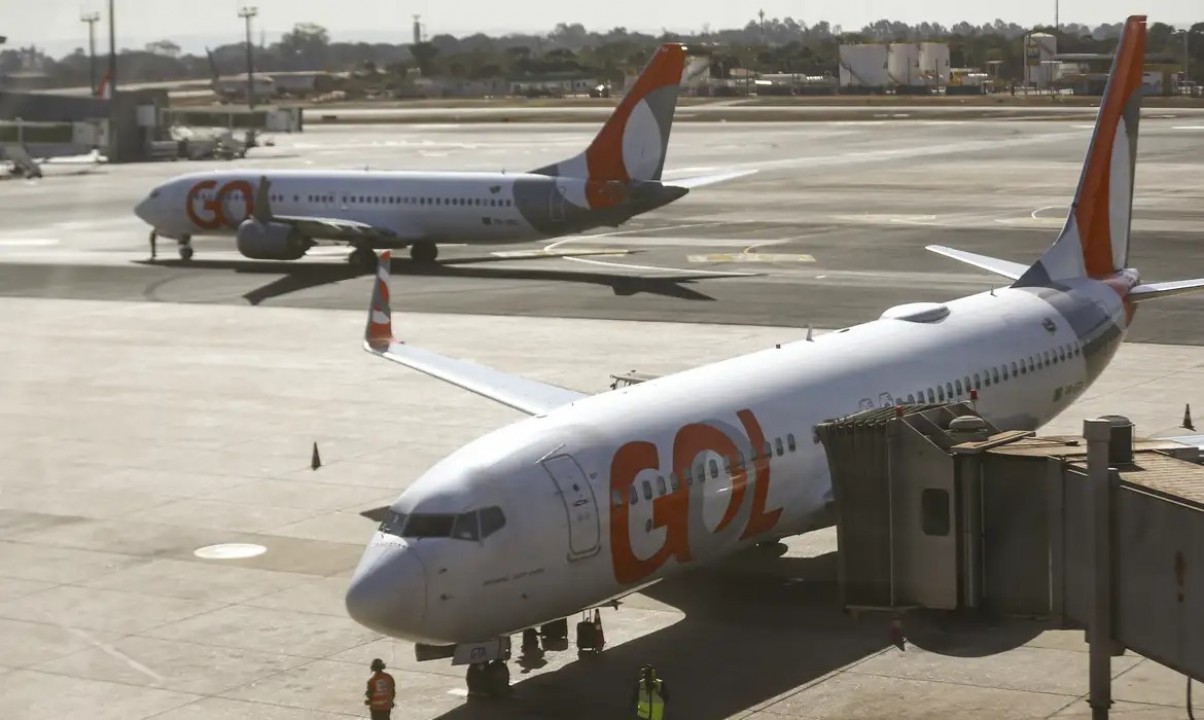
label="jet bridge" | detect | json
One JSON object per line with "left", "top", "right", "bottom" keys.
{"left": 815, "top": 404, "right": 1204, "bottom": 694}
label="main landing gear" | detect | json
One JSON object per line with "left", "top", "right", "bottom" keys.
{"left": 456, "top": 611, "right": 609, "bottom": 699}
{"left": 349, "top": 245, "right": 376, "bottom": 269}
{"left": 409, "top": 241, "right": 438, "bottom": 263}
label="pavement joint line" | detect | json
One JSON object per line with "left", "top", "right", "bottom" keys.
{"left": 846, "top": 666, "right": 1091, "bottom": 698}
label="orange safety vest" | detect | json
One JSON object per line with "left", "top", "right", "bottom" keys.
{"left": 367, "top": 671, "right": 395, "bottom": 710}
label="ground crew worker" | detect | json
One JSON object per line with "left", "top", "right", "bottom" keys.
{"left": 364, "top": 658, "right": 396, "bottom": 720}
{"left": 631, "top": 664, "right": 667, "bottom": 719}
{"left": 148, "top": 230, "right": 157, "bottom": 261}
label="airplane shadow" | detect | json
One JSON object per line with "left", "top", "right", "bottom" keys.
{"left": 138, "top": 255, "right": 718, "bottom": 305}
{"left": 421, "top": 548, "right": 1045, "bottom": 720}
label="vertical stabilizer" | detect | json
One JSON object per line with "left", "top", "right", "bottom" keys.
{"left": 531, "top": 43, "right": 686, "bottom": 192}
{"left": 1015, "top": 15, "right": 1146, "bottom": 286}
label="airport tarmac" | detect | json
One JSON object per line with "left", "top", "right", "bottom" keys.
{"left": 1, "top": 118, "right": 1203, "bottom": 720}
{"left": 1, "top": 119, "right": 1203, "bottom": 343}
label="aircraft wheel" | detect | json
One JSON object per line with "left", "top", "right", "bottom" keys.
{"left": 350, "top": 246, "right": 376, "bottom": 269}
{"left": 484, "top": 660, "right": 510, "bottom": 697}
{"left": 179, "top": 244, "right": 194, "bottom": 261}
{"left": 409, "top": 241, "right": 438, "bottom": 263}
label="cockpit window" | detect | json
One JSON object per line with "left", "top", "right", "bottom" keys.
{"left": 379, "top": 510, "right": 407, "bottom": 536}
{"left": 451, "top": 511, "right": 479, "bottom": 541}
{"left": 379, "top": 506, "right": 506, "bottom": 541}
{"left": 404, "top": 513, "right": 455, "bottom": 538}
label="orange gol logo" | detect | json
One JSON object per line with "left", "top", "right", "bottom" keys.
{"left": 186, "top": 179, "right": 255, "bottom": 230}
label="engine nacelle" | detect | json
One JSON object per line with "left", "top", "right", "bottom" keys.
{"left": 235, "top": 219, "right": 309, "bottom": 260}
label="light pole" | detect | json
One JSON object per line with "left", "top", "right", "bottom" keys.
{"left": 81, "top": 11, "right": 100, "bottom": 95}
{"left": 106, "top": 0, "right": 116, "bottom": 96}
{"left": 238, "top": 6, "right": 258, "bottom": 109}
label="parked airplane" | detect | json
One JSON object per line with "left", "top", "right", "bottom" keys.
{"left": 132, "top": 43, "right": 750, "bottom": 264}
{"left": 341, "top": 16, "right": 1204, "bottom": 697}
{"left": 205, "top": 48, "right": 276, "bottom": 104}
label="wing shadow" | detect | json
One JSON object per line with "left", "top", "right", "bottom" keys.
{"left": 137, "top": 254, "right": 719, "bottom": 305}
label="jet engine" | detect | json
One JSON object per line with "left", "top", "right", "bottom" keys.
{"left": 235, "top": 218, "right": 310, "bottom": 260}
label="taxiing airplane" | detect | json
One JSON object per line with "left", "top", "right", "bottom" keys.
{"left": 133, "top": 43, "right": 751, "bottom": 264}
{"left": 342, "top": 16, "right": 1201, "bottom": 697}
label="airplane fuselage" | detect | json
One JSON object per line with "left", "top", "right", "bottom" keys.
{"left": 352, "top": 275, "right": 1133, "bottom": 645}
{"left": 139, "top": 169, "right": 685, "bottom": 246}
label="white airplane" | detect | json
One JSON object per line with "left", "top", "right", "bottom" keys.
{"left": 343, "top": 16, "right": 1203, "bottom": 698}
{"left": 132, "top": 43, "right": 751, "bottom": 264}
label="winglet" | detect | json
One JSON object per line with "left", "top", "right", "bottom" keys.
{"left": 364, "top": 251, "right": 394, "bottom": 352}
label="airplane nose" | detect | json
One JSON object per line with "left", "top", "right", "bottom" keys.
{"left": 134, "top": 195, "right": 155, "bottom": 225}
{"left": 345, "top": 542, "right": 428, "bottom": 640}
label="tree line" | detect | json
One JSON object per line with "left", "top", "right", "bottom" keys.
{"left": 4, "top": 16, "right": 1202, "bottom": 90}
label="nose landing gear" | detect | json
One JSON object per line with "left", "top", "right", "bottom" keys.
{"left": 177, "top": 235, "right": 193, "bottom": 261}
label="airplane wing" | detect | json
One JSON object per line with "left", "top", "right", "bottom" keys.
{"left": 663, "top": 168, "right": 758, "bottom": 189}
{"left": 925, "top": 245, "right": 1028, "bottom": 281}
{"left": 363, "top": 251, "right": 587, "bottom": 416}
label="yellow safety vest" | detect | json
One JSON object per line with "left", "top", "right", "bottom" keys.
{"left": 636, "top": 678, "right": 664, "bottom": 720}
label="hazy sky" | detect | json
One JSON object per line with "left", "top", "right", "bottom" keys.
{"left": 8, "top": 0, "right": 1200, "bottom": 56}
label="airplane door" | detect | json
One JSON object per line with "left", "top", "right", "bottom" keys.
{"left": 541, "top": 454, "right": 600, "bottom": 559}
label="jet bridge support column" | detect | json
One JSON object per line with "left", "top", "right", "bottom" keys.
{"left": 1085, "top": 418, "right": 1117, "bottom": 720}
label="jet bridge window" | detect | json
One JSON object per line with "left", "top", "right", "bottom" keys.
{"left": 921, "top": 489, "right": 951, "bottom": 536}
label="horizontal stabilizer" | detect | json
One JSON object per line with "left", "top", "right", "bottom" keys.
{"left": 665, "top": 168, "right": 758, "bottom": 189}
{"left": 1129, "top": 278, "right": 1204, "bottom": 302}
{"left": 925, "top": 245, "right": 1028, "bottom": 281}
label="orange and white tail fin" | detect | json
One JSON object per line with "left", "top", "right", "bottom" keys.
{"left": 1015, "top": 15, "right": 1146, "bottom": 286}
{"left": 531, "top": 43, "right": 688, "bottom": 184}
{"left": 364, "top": 251, "right": 394, "bottom": 351}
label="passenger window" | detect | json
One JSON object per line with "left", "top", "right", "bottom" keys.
{"left": 787, "top": 434, "right": 796, "bottom": 451}
{"left": 763, "top": 441, "right": 772, "bottom": 459}
{"left": 479, "top": 507, "right": 506, "bottom": 537}
{"left": 612, "top": 489, "right": 624, "bottom": 508}
{"left": 937, "top": 385, "right": 945, "bottom": 401}
{"left": 1028, "top": 357, "right": 1035, "bottom": 371}
{"left": 1020, "top": 360, "right": 1027, "bottom": 375}
{"left": 1010, "top": 362, "right": 1018, "bottom": 377}
{"left": 1045, "top": 351, "right": 1052, "bottom": 365}
{"left": 709, "top": 459, "right": 718, "bottom": 479}
{"left": 669, "top": 473, "right": 680, "bottom": 492}
{"left": 927, "top": 388, "right": 936, "bottom": 403}
{"left": 955, "top": 379, "right": 963, "bottom": 395}
{"left": 992, "top": 367, "right": 1000, "bottom": 383}
{"left": 683, "top": 467, "right": 693, "bottom": 486}
{"left": 451, "top": 511, "right": 480, "bottom": 541}
{"left": 735, "top": 451, "right": 745, "bottom": 471}
{"left": 655, "top": 476, "right": 667, "bottom": 496}
{"left": 775, "top": 438, "right": 784, "bottom": 456}
{"left": 973, "top": 373, "right": 981, "bottom": 389}
{"left": 629, "top": 485, "right": 638, "bottom": 505}
{"left": 945, "top": 382, "right": 954, "bottom": 398}
{"left": 642, "top": 480, "right": 653, "bottom": 500}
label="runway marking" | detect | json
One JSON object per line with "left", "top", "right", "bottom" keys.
{"left": 687, "top": 252, "right": 815, "bottom": 263}
{"left": 1172, "top": 126, "right": 1204, "bottom": 130}
{"left": 0, "top": 238, "right": 59, "bottom": 247}
{"left": 560, "top": 255, "right": 760, "bottom": 277}
{"left": 489, "top": 248, "right": 632, "bottom": 259}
